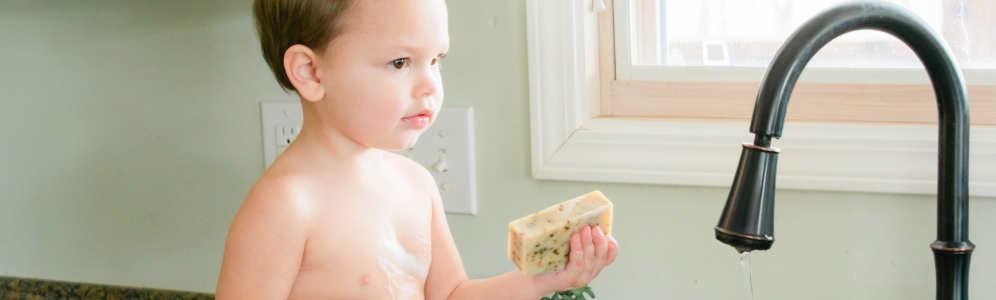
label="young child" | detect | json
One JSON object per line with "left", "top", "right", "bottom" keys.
{"left": 215, "top": 0, "right": 619, "bottom": 299}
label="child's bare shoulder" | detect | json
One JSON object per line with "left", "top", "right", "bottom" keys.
{"left": 240, "top": 163, "right": 320, "bottom": 218}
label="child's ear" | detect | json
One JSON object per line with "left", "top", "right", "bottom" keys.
{"left": 283, "top": 45, "right": 325, "bottom": 102}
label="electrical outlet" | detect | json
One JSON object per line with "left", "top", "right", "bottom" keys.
{"left": 261, "top": 102, "right": 304, "bottom": 168}
{"left": 275, "top": 125, "right": 301, "bottom": 155}
{"left": 275, "top": 125, "right": 301, "bottom": 146}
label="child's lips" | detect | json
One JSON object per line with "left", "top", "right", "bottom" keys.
{"left": 402, "top": 114, "right": 432, "bottom": 129}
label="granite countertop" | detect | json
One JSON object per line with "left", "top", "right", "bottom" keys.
{"left": 0, "top": 276, "right": 214, "bottom": 300}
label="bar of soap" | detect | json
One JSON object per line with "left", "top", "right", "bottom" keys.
{"left": 508, "top": 191, "right": 613, "bottom": 277}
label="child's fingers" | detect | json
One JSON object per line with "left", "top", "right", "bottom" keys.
{"left": 591, "top": 226, "right": 609, "bottom": 262}
{"left": 591, "top": 234, "right": 618, "bottom": 280}
{"left": 566, "top": 230, "right": 585, "bottom": 274}
{"left": 588, "top": 226, "right": 609, "bottom": 279}
{"left": 580, "top": 226, "right": 596, "bottom": 281}
{"left": 606, "top": 234, "right": 619, "bottom": 265}
{"left": 592, "top": 226, "right": 608, "bottom": 264}
{"left": 553, "top": 230, "right": 584, "bottom": 287}
{"left": 544, "top": 232, "right": 584, "bottom": 292}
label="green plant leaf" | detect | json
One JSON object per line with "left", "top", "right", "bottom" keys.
{"left": 544, "top": 285, "right": 595, "bottom": 300}
{"left": 580, "top": 285, "right": 595, "bottom": 298}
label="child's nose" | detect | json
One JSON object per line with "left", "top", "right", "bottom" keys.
{"left": 412, "top": 67, "right": 440, "bottom": 99}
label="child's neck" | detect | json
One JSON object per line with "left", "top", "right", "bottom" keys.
{"left": 292, "top": 122, "right": 387, "bottom": 174}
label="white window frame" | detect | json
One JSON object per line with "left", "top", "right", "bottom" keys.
{"left": 526, "top": 0, "right": 996, "bottom": 197}
{"left": 613, "top": 0, "right": 996, "bottom": 85}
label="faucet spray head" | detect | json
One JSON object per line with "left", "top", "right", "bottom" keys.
{"left": 715, "top": 135, "right": 779, "bottom": 251}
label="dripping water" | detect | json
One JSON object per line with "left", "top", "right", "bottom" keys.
{"left": 739, "top": 250, "right": 754, "bottom": 300}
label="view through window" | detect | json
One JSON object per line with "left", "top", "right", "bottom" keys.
{"left": 630, "top": 0, "right": 996, "bottom": 69}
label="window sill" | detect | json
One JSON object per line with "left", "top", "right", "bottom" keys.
{"left": 535, "top": 118, "right": 996, "bottom": 197}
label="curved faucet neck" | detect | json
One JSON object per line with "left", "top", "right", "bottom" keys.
{"left": 750, "top": 1, "right": 971, "bottom": 245}
{"left": 751, "top": 2, "right": 969, "bottom": 140}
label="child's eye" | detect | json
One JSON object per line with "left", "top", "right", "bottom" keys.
{"left": 432, "top": 54, "right": 446, "bottom": 69}
{"left": 390, "top": 58, "right": 408, "bottom": 69}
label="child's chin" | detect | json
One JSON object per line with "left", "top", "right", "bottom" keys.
{"left": 380, "top": 137, "right": 419, "bottom": 152}
{"left": 375, "top": 130, "right": 426, "bottom": 151}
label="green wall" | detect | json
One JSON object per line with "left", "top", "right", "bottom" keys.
{"left": 1, "top": 1, "right": 992, "bottom": 298}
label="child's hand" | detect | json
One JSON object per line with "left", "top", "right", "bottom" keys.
{"left": 530, "top": 225, "right": 619, "bottom": 295}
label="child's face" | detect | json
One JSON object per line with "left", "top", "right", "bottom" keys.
{"left": 315, "top": 0, "right": 449, "bottom": 151}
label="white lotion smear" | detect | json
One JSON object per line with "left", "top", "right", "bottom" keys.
{"left": 377, "top": 220, "right": 431, "bottom": 299}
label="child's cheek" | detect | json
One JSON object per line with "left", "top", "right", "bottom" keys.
{"left": 368, "top": 89, "right": 409, "bottom": 127}
{"left": 358, "top": 67, "right": 422, "bottom": 131}
{"left": 360, "top": 72, "right": 406, "bottom": 111}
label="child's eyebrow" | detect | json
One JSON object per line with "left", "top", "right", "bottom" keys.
{"left": 386, "top": 44, "right": 449, "bottom": 57}
{"left": 388, "top": 45, "right": 420, "bottom": 53}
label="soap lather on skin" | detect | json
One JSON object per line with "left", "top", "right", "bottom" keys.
{"left": 377, "top": 220, "right": 431, "bottom": 300}
{"left": 508, "top": 191, "right": 613, "bottom": 277}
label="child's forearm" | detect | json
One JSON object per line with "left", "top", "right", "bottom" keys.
{"left": 445, "top": 270, "right": 548, "bottom": 300}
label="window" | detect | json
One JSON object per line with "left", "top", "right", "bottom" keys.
{"left": 526, "top": 0, "right": 996, "bottom": 196}
{"left": 610, "top": 0, "right": 996, "bottom": 123}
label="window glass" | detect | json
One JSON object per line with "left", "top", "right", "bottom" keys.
{"left": 630, "top": 0, "right": 996, "bottom": 69}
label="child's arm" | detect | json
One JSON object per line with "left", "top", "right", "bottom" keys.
{"left": 423, "top": 181, "right": 619, "bottom": 300}
{"left": 215, "top": 180, "right": 309, "bottom": 300}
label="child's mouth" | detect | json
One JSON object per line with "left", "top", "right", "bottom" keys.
{"left": 402, "top": 113, "right": 432, "bottom": 129}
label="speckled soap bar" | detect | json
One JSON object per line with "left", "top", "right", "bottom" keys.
{"left": 508, "top": 191, "right": 613, "bottom": 277}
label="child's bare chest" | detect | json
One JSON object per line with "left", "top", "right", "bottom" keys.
{"left": 288, "top": 184, "right": 433, "bottom": 300}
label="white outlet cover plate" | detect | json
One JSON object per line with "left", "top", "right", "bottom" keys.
{"left": 402, "top": 107, "right": 477, "bottom": 215}
{"left": 260, "top": 102, "right": 477, "bottom": 215}
{"left": 261, "top": 102, "right": 304, "bottom": 168}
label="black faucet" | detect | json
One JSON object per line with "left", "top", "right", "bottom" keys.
{"left": 714, "top": 1, "right": 974, "bottom": 299}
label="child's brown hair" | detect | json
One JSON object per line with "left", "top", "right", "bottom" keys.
{"left": 253, "top": 0, "right": 353, "bottom": 92}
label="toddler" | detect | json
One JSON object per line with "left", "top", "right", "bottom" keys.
{"left": 215, "top": 0, "right": 618, "bottom": 299}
